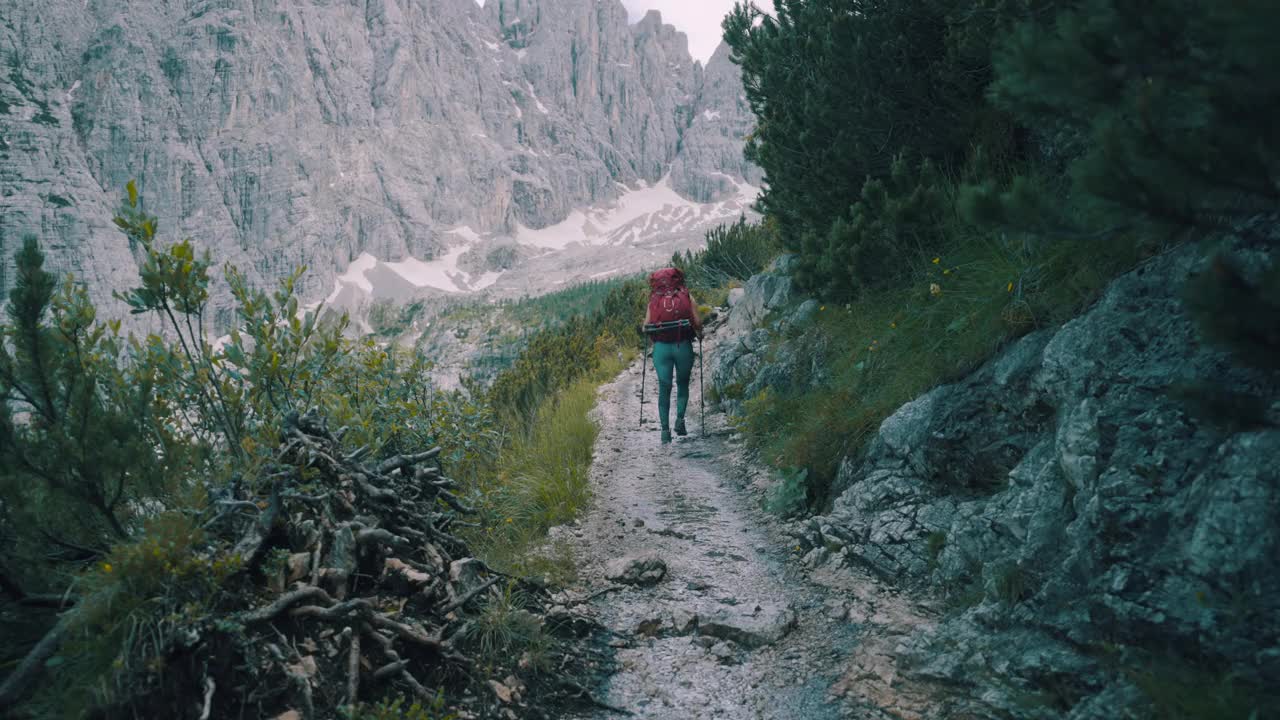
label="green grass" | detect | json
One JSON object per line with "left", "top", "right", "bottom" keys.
{"left": 462, "top": 581, "right": 554, "bottom": 674}
{"left": 1127, "top": 653, "right": 1280, "bottom": 720}
{"left": 416, "top": 276, "right": 639, "bottom": 381}
{"left": 734, "top": 217, "right": 1151, "bottom": 505}
{"left": 471, "top": 348, "right": 632, "bottom": 583}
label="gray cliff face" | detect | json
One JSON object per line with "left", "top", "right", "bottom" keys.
{"left": 671, "top": 42, "right": 764, "bottom": 203}
{"left": 0, "top": 0, "right": 757, "bottom": 322}
{"left": 715, "top": 246, "right": 1280, "bottom": 717}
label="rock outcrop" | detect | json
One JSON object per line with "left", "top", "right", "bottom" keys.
{"left": 0, "top": 0, "right": 757, "bottom": 322}
{"left": 717, "top": 243, "right": 1280, "bottom": 717}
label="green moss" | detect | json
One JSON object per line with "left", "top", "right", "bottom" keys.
{"left": 926, "top": 531, "right": 947, "bottom": 565}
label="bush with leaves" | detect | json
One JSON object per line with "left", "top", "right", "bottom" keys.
{"left": 0, "top": 235, "right": 199, "bottom": 590}
{"left": 0, "top": 183, "right": 605, "bottom": 717}
{"left": 485, "top": 279, "right": 646, "bottom": 429}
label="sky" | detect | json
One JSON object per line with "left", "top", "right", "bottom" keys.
{"left": 475, "top": 0, "right": 742, "bottom": 64}
{"left": 619, "top": 0, "right": 741, "bottom": 63}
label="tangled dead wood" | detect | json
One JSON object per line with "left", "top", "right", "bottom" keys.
{"left": 3, "top": 409, "right": 612, "bottom": 719}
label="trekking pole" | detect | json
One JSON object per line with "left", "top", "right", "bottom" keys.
{"left": 698, "top": 335, "right": 705, "bottom": 437}
{"left": 639, "top": 334, "right": 648, "bottom": 428}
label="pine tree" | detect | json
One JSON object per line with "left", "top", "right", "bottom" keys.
{"left": 0, "top": 237, "right": 193, "bottom": 589}
{"left": 988, "top": 0, "right": 1280, "bottom": 233}
{"left": 723, "top": 0, "right": 1050, "bottom": 297}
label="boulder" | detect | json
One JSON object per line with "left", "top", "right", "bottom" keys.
{"left": 800, "top": 243, "right": 1280, "bottom": 714}
{"left": 605, "top": 553, "right": 668, "bottom": 586}
{"left": 697, "top": 602, "right": 797, "bottom": 649}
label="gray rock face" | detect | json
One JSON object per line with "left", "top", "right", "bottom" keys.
{"left": 766, "top": 244, "right": 1280, "bottom": 716}
{"left": 0, "top": 0, "right": 757, "bottom": 324}
{"left": 669, "top": 42, "right": 764, "bottom": 203}
{"left": 712, "top": 254, "right": 803, "bottom": 409}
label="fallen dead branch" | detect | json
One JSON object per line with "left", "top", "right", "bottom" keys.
{"left": 1, "top": 408, "right": 609, "bottom": 719}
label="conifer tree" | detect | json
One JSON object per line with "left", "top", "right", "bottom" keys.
{"left": 0, "top": 236, "right": 190, "bottom": 586}
{"left": 723, "top": 0, "right": 1050, "bottom": 297}
{"left": 987, "top": 0, "right": 1280, "bottom": 233}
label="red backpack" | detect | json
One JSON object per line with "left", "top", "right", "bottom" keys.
{"left": 647, "top": 268, "right": 694, "bottom": 342}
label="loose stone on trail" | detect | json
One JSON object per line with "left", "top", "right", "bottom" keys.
{"left": 697, "top": 603, "right": 798, "bottom": 649}
{"left": 605, "top": 553, "right": 668, "bottom": 586}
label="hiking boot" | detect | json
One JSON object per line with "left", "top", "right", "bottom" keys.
{"left": 674, "top": 418, "right": 687, "bottom": 436}
{"left": 661, "top": 428, "right": 672, "bottom": 444}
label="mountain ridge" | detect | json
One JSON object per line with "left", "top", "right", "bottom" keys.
{"left": 0, "top": 0, "right": 760, "bottom": 325}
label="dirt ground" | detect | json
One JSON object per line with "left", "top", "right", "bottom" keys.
{"left": 555, "top": 322, "right": 945, "bottom": 720}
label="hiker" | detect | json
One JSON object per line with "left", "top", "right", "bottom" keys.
{"left": 645, "top": 268, "right": 703, "bottom": 444}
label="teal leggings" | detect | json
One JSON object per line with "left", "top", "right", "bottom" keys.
{"left": 652, "top": 340, "right": 694, "bottom": 430}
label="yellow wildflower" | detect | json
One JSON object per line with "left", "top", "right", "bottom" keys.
{"left": 890, "top": 322, "right": 897, "bottom": 329}
{"left": 102, "top": 563, "right": 113, "bottom": 574}
{"left": 505, "top": 517, "right": 513, "bottom": 523}
{"left": 1007, "top": 282, "right": 1014, "bottom": 293}
{"left": 930, "top": 283, "right": 942, "bottom": 297}
{"left": 819, "top": 306, "right": 825, "bottom": 311}
{"left": 932, "top": 257, "right": 941, "bottom": 265}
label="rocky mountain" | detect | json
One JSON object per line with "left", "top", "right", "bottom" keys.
{"left": 0, "top": 0, "right": 760, "bottom": 327}
{"left": 713, "top": 246, "right": 1280, "bottom": 717}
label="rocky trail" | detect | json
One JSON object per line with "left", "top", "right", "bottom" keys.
{"left": 552, "top": 322, "right": 945, "bottom": 720}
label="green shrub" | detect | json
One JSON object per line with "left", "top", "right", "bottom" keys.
{"left": 763, "top": 467, "right": 810, "bottom": 518}
{"left": 41, "top": 512, "right": 242, "bottom": 715}
{"left": 795, "top": 157, "right": 950, "bottom": 301}
{"left": 0, "top": 235, "right": 199, "bottom": 579}
{"left": 733, "top": 194, "right": 1147, "bottom": 499}
{"left": 0, "top": 183, "right": 582, "bottom": 715}
{"left": 486, "top": 280, "right": 645, "bottom": 428}
{"left": 462, "top": 582, "right": 553, "bottom": 674}
{"left": 991, "top": 562, "right": 1029, "bottom": 605}
{"left": 1127, "top": 652, "right": 1280, "bottom": 720}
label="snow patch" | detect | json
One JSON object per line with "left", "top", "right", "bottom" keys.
{"left": 384, "top": 245, "right": 469, "bottom": 292}
{"left": 514, "top": 175, "right": 757, "bottom": 251}
{"left": 330, "top": 253, "right": 377, "bottom": 297}
{"left": 322, "top": 226, "right": 505, "bottom": 302}
{"left": 702, "top": 109, "right": 721, "bottom": 121}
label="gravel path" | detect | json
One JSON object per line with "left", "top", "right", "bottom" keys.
{"left": 559, "top": 335, "right": 865, "bottom": 720}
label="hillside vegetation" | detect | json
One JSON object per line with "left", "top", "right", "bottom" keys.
{"left": 0, "top": 183, "right": 654, "bottom": 717}
{"left": 710, "top": 0, "right": 1279, "bottom": 508}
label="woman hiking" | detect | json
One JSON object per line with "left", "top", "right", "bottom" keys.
{"left": 645, "top": 268, "right": 703, "bottom": 444}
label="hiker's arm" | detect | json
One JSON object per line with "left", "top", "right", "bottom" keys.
{"left": 689, "top": 296, "right": 704, "bottom": 338}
